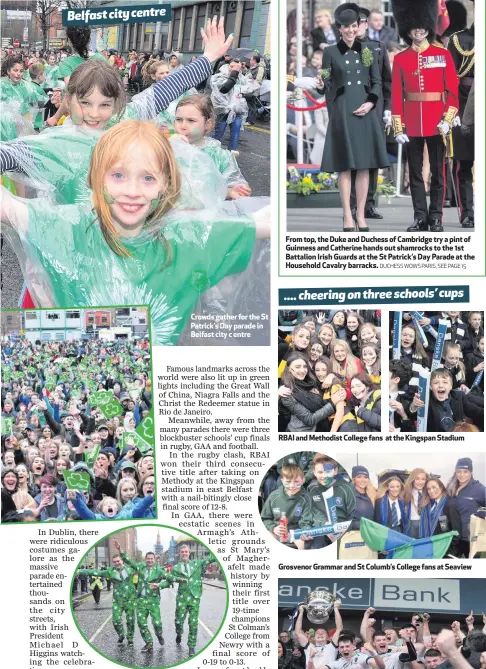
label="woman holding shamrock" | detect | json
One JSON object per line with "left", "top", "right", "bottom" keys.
{"left": 319, "top": 3, "right": 388, "bottom": 231}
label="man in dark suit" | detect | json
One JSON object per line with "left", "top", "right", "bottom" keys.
{"left": 368, "top": 9, "right": 397, "bottom": 46}
{"left": 351, "top": 7, "right": 393, "bottom": 219}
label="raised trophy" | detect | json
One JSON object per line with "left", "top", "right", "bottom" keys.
{"left": 301, "top": 590, "right": 336, "bottom": 625}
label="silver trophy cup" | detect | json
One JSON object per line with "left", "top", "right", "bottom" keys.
{"left": 303, "top": 591, "right": 336, "bottom": 625}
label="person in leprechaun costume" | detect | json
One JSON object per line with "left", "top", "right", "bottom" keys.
{"left": 77, "top": 542, "right": 137, "bottom": 646}
{"left": 114, "top": 539, "right": 179, "bottom": 652}
{"left": 170, "top": 543, "right": 218, "bottom": 656}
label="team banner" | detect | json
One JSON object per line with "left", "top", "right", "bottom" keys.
{"left": 62, "top": 4, "right": 172, "bottom": 27}
{"left": 471, "top": 370, "right": 483, "bottom": 389}
{"left": 289, "top": 521, "right": 352, "bottom": 541}
{"left": 409, "top": 312, "right": 429, "bottom": 348}
{"left": 431, "top": 319, "right": 449, "bottom": 371}
{"left": 410, "top": 310, "right": 438, "bottom": 339}
{"left": 416, "top": 369, "right": 431, "bottom": 433}
{"left": 392, "top": 311, "right": 402, "bottom": 360}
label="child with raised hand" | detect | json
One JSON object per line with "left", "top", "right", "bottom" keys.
{"left": 67, "top": 489, "right": 154, "bottom": 520}
{"left": 171, "top": 94, "right": 251, "bottom": 200}
{"left": 0, "top": 17, "right": 234, "bottom": 204}
{"left": 260, "top": 464, "right": 313, "bottom": 549}
{"left": 1, "top": 120, "right": 269, "bottom": 345}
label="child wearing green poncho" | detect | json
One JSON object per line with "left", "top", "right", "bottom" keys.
{"left": 0, "top": 19, "right": 234, "bottom": 205}
{"left": 0, "top": 55, "right": 49, "bottom": 126}
{"left": 171, "top": 94, "right": 251, "bottom": 200}
{"left": 1, "top": 120, "right": 269, "bottom": 345}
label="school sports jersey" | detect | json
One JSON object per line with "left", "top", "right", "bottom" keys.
{"left": 305, "top": 642, "right": 338, "bottom": 669}
{"left": 327, "top": 652, "right": 371, "bottom": 669}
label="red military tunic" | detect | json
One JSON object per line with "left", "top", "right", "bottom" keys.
{"left": 391, "top": 41, "right": 459, "bottom": 137}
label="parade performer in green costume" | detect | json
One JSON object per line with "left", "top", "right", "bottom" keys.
{"left": 169, "top": 544, "right": 218, "bottom": 656}
{"left": 114, "top": 539, "right": 180, "bottom": 652}
{"left": 77, "top": 544, "right": 137, "bottom": 645}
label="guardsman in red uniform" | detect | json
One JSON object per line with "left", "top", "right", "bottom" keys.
{"left": 391, "top": 0, "right": 459, "bottom": 232}
{"left": 447, "top": 0, "right": 475, "bottom": 228}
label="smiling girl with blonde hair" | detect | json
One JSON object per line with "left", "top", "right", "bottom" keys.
{"left": 1, "top": 120, "right": 269, "bottom": 345}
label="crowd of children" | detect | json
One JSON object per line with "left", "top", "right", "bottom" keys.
{"left": 259, "top": 453, "right": 355, "bottom": 550}
{"left": 0, "top": 19, "right": 270, "bottom": 345}
{"left": 1, "top": 335, "right": 155, "bottom": 523}
{"left": 389, "top": 311, "right": 484, "bottom": 432}
{"left": 278, "top": 310, "right": 381, "bottom": 432}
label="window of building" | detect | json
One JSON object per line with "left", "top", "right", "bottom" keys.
{"left": 25, "top": 312, "right": 37, "bottom": 320}
{"left": 66, "top": 311, "right": 80, "bottom": 319}
{"left": 239, "top": 1, "right": 255, "bottom": 48}
{"left": 194, "top": 4, "right": 206, "bottom": 51}
{"left": 182, "top": 7, "right": 193, "bottom": 51}
{"left": 171, "top": 7, "right": 182, "bottom": 50}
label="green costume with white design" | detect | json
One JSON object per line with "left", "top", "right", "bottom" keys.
{"left": 120, "top": 552, "right": 171, "bottom": 644}
{"left": 78, "top": 565, "right": 137, "bottom": 641}
{"left": 170, "top": 554, "right": 217, "bottom": 649}
{"left": 2, "top": 192, "right": 256, "bottom": 345}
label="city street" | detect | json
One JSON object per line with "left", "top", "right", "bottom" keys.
{"left": 73, "top": 580, "right": 227, "bottom": 667}
{"left": 287, "top": 197, "right": 465, "bottom": 233}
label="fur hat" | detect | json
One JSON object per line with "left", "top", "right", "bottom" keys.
{"left": 444, "top": 1, "right": 468, "bottom": 36}
{"left": 392, "top": 0, "right": 438, "bottom": 45}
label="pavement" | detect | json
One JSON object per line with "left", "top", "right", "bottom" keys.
{"left": 287, "top": 196, "right": 467, "bottom": 233}
{"left": 0, "top": 121, "right": 270, "bottom": 310}
{"left": 72, "top": 580, "right": 227, "bottom": 667}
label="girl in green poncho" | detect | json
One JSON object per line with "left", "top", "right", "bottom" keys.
{"left": 172, "top": 94, "right": 251, "bottom": 201}
{"left": 0, "top": 18, "right": 234, "bottom": 206}
{"left": 0, "top": 55, "right": 49, "bottom": 125}
{"left": 1, "top": 120, "right": 269, "bottom": 345}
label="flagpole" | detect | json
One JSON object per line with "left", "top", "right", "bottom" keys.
{"left": 296, "top": 0, "right": 304, "bottom": 164}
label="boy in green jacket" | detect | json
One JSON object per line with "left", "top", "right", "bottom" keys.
{"left": 260, "top": 464, "right": 313, "bottom": 549}
{"left": 307, "top": 454, "right": 355, "bottom": 548}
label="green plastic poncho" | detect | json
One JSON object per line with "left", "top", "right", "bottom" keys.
{"left": 2, "top": 189, "right": 261, "bottom": 345}
{"left": 1, "top": 124, "right": 228, "bottom": 208}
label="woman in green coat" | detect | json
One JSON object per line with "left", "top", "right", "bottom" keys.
{"left": 320, "top": 3, "right": 388, "bottom": 231}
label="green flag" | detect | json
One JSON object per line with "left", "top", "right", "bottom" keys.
{"left": 100, "top": 398, "right": 123, "bottom": 419}
{"left": 136, "top": 410, "right": 155, "bottom": 442}
{"left": 84, "top": 445, "right": 100, "bottom": 468}
{"left": 63, "top": 470, "right": 91, "bottom": 492}
{"left": 121, "top": 431, "right": 152, "bottom": 454}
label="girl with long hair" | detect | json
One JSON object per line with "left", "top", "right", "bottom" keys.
{"left": 1, "top": 120, "right": 269, "bottom": 345}
{"left": 278, "top": 352, "right": 345, "bottom": 432}
{"left": 374, "top": 476, "right": 406, "bottom": 539}
{"left": 421, "top": 477, "right": 461, "bottom": 554}
{"left": 342, "top": 372, "right": 381, "bottom": 432}
{"left": 317, "top": 322, "right": 336, "bottom": 357}
{"left": 361, "top": 342, "right": 381, "bottom": 384}
{"left": 402, "top": 468, "right": 429, "bottom": 538}
{"left": 329, "top": 340, "right": 363, "bottom": 399}
{"left": 345, "top": 311, "right": 363, "bottom": 356}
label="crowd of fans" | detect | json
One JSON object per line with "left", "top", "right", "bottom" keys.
{"left": 278, "top": 607, "right": 486, "bottom": 669}
{"left": 278, "top": 310, "right": 381, "bottom": 432}
{"left": 389, "top": 311, "right": 484, "bottom": 432}
{"left": 1, "top": 336, "right": 155, "bottom": 522}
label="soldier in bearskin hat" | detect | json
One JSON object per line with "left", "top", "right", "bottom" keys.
{"left": 391, "top": 0, "right": 459, "bottom": 232}
{"left": 447, "top": 0, "right": 475, "bottom": 228}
